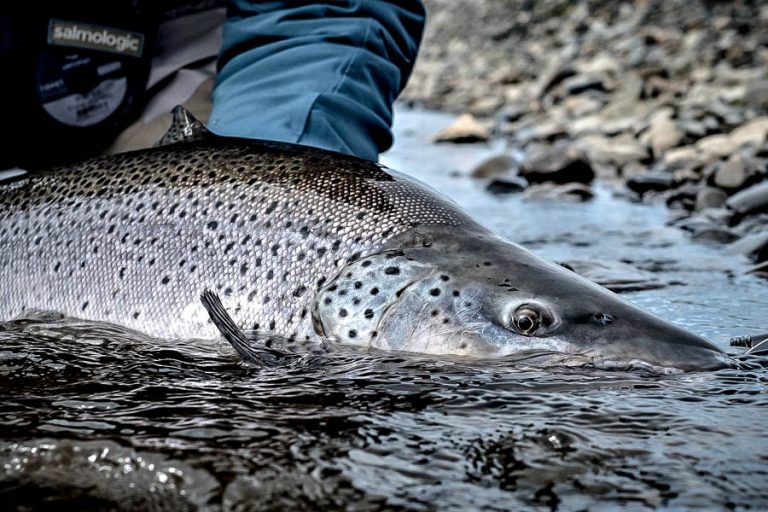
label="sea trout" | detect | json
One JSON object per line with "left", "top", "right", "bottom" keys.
{"left": 0, "top": 108, "right": 730, "bottom": 371}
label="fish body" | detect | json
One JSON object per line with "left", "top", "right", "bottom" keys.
{"left": 0, "top": 110, "right": 731, "bottom": 370}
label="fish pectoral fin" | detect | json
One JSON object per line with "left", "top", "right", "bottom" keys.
{"left": 199, "top": 289, "right": 291, "bottom": 367}
{"left": 155, "top": 106, "right": 212, "bottom": 147}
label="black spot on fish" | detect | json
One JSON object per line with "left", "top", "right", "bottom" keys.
{"left": 483, "top": 261, "right": 493, "bottom": 266}
{"left": 348, "top": 330, "right": 357, "bottom": 338}
{"left": 324, "top": 297, "right": 332, "bottom": 305}
{"left": 370, "top": 287, "right": 379, "bottom": 295}
{"left": 82, "top": 301, "right": 89, "bottom": 311}
{"left": 431, "top": 310, "right": 439, "bottom": 317}
{"left": 440, "top": 275, "right": 450, "bottom": 281}
{"left": 385, "top": 267, "right": 400, "bottom": 275}
{"left": 265, "top": 201, "right": 279, "bottom": 214}
{"left": 161, "top": 276, "right": 170, "bottom": 285}
{"left": 266, "top": 270, "right": 274, "bottom": 280}
{"left": 354, "top": 281, "right": 363, "bottom": 289}
{"left": 452, "top": 290, "right": 460, "bottom": 297}
{"left": 361, "top": 260, "right": 372, "bottom": 268}
{"left": 269, "top": 320, "right": 276, "bottom": 330}
{"left": 293, "top": 285, "right": 307, "bottom": 297}
{"left": 430, "top": 288, "right": 441, "bottom": 296}
{"left": 207, "top": 221, "right": 218, "bottom": 230}
{"left": 364, "top": 309, "right": 374, "bottom": 319}
{"left": 240, "top": 263, "right": 248, "bottom": 276}
{"left": 133, "top": 312, "right": 140, "bottom": 319}
{"left": 340, "top": 308, "right": 348, "bottom": 317}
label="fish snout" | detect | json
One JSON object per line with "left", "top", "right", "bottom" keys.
{"left": 597, "top": 318, "right": 734, "bottom": 372}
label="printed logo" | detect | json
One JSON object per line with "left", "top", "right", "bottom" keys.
{"left": 48, "top": 19, "right": 144, "bottom": 57}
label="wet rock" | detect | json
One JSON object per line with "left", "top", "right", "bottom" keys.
{"left": 662, "top": 146, "right": 709, "bottom": 169}
{"left": 513, "top": 118, "right": 567, "bottom": 143}
{"left": 695, "top": 134, "right": 738, "bottom": 158}
{"left": 726, "top": 182, "right": 768, "bottom": 216}
{"left": 520, "top": 141, "right": 594, "bottom": 184}
{"left": 559, "top": 260, "right": 668, "bottom": 293}
{"left": 470, "top": 154, "right": 517, "bottom": 179}
{"left": 626, "top": 172, "right": 674, "bottom": 195}
{"left": 733, "top": 214, "right": 768, "bottom": 236}
{"left": 523, "top": 182, "right": 593, "bottom": 202}
{"left": 729, "top": 117, "right": 768, "bottom": 147}
{"left": 672, "top": 166, "right": 703, "bottom": 184}
{"left": 744, "top": 80, "right": 768, "bottom": 110}
{"left": 486, "top": 176, "right": 528, "bottom": 194}
{"left": 671, "top": 214, "right": 739, "bottom": 244}
{"left": 711, "top": 153, "right": 759, "bottom": 191}
{"left": 470, "top": 95, "right": 505, "bottom": 117}
{"left": 562, "top": 74, "right": 608, "bottom": 95}
{"left": 747, "top": 260, "right": 768, "bottom": 279}
{"left": 579, "top": 134, "right": 649, "bottom": 167}
{"left": 695, "top": 187, "right": 728, "bottom": 210}
{"left": 533, "top": 61, "right": 576, "bottom": 98}
{"left": 433, "top": 114, "right": 490, "bottom": 143}
{"left": 728, "top": 232, "right": 768, "bottom": 262}
{"left": 642, "top": 108, "right": 684, "bottom": 157}
{"left": 665, "top": 182, "right": 702, "bottom": 211}
{"left": 562, "top": 96, "right": 604, "bottom": 117}
{"left": 697, "top": 206, "right": 735, "bottom": 226}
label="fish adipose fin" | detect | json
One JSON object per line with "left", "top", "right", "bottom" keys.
{"left": 200, "top": 290, "right": 292, "bottom": 367}
{"left": 155, "top": 106, "right": 212, "bottom": 147}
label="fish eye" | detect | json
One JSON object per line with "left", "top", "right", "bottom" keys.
{"left": 513, "top": 306, "right": 541, "bottom": 336}
{"left": 592, "top": 313, "right": 614, "bottom": 325}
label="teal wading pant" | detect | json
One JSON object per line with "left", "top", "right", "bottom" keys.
{"left": 209, "top": 0, "right": 426, "bottom": 162}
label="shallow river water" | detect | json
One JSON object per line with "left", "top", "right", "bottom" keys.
{"left": 1, "top": 108, "right": 767, "bottom": 511}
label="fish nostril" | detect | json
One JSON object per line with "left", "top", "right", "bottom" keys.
{"left": 593, "top": 313, "right": 614, "bottom": 326}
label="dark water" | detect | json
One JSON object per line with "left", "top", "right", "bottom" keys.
{"left": 1, "top": 108, "right": 767, "bottom": 511}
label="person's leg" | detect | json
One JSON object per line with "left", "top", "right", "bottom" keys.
{"left": 209, "top": 0, "right": 426, "bottom": 162}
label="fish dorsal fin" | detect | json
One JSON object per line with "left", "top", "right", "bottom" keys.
{"left": 155, "top": 106, "right": 212, "bottom": 147}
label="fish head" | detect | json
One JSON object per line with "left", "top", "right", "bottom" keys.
{"left": 315, "top": 230, "right": 732, "bottom": 372}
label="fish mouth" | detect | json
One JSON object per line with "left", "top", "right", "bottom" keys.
{"left": 497, "top": 347, "right": 735, "bottom": 374}
{"left": 583, "top": 341, "right": 736, "bottom": 373}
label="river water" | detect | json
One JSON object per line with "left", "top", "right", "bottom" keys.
{"left": 1, "top": 108, "right": 766, "bottom": 511}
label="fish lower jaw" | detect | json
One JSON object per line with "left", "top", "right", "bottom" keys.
{"left": 588, "top": 358, "right": 685, "bottom": 374}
